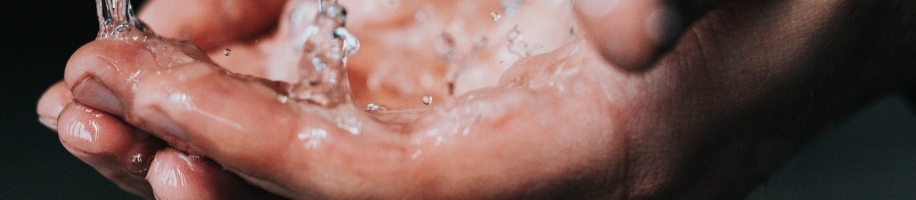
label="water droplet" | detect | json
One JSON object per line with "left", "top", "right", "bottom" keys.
{"left": 367, "top": 103, "right": 379, "bottom": 111}
{"left": 423, "top": 95, "right": 433, "bottom": 105}
{"left": 298, "top": 129, "right": 328, "bottom": 149}
{"left": 223, "top": 48, "right": 231, "bottom": 56}
{"left": 311, "top": 57, "right": 326, "bottom": 72}
{"left": 500, "top": 0, "right": 524, "bottom": 16}
{"left": 474, "top": 35, "right": 489, "bottom": 51}
{"left": 334, "top": 27, "right": 360, "bottom": 56}
{"left": 507, "top": 28, "right": 531, "bottom": 57}
{"left": 366, "top": 103, "right": 388, "bottom": 112}
{"left": 490, "top": 12, "right": 501, "bottom": 21}
{"left": 322, "top": 3, "right": 347, "bottom": 23}
{"left": 434, "top": 33, "right": 456, "bottom": 60}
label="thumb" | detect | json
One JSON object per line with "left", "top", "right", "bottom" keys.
{"left": 574, "top": 0, "right": 729, "bottom": 70}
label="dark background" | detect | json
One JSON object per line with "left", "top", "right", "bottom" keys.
{"left": 1, "top": 0, "right": 914, "bottom": 199}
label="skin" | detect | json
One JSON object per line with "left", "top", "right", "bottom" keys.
{"left": 37, "top": 0, "right": 916, "bottom": 199}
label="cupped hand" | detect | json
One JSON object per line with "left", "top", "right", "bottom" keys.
{"left": 39, "top": 0, "right": 916, "bottom": 199}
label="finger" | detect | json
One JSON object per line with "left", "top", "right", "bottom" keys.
{"left": 64, "top": 37, "right": 316, "bottom": 196}
{"left": 138, "top": 0, "right": 288, "bottom": 51}
{"left": 130, "top": 62, "right": 350, "bottom": 198}
{"left": 147, "top": 148, "right": 283, "bottom": 200}
{"left": 128, "top": 41, "right": 627, "bottom": 198}
{"left": 57, "top": 101, "right": 165, "bottom": 199}
{"left": 574, "top": 0, "right": 728, "bottom": 70}
{"left": 124, "top": 62, "right": 417, "bottom": 198}
{"left": 37, "top": 81, "right": 72, "bottom": 130}
{"left": 64, "top": 39, "right": 208, "bottom": 118}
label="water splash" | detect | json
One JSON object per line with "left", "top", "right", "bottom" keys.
{"left": 95, "top": 0, "right": 206, "bottom": 70}
{"left": 286, "top": 0, "right": 361, "bottom": 107}
{"left": 507, "top": 27, "right": 531, "bottom": 57}
{"left": 96, "top": 0, "right": 149, "bottom": 39}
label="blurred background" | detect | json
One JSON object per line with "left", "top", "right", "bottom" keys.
{"left": 1, "top": 0, "right": 914, "bottom": 199}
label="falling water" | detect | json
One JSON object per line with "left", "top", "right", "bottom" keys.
{"left": 285, "top": 0, "right": 361, "bottom": 107}
{"left": 96, "top": 0, "right": 149, "bottom": 38}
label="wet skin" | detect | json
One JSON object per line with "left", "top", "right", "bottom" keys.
{"left": 37, "top": 0, "right": 916, "bottom": 199}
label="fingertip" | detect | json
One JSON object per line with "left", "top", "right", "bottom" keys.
{"left": 38, "top": 81, "right": 72, "bottom": 131}
{"left": 574, "top": 0, "right": 684, "bottom": 70}
{"left": 148, "top": 148, "right": 280, "bottom": 200}
{"left": 65, "top": 40, "right": 139, "bottom": 89}
{"left": 57, "top": 101, "right": 164, "bottom": 199}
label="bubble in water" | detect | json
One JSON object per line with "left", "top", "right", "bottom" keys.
{"left": 500, "top": 0, "right": 524, "bottom": 16}
{"left": 507, "top": 28, "right": 531, "bottom": 57}
{"left": 490, "top": 12, "right": 501, "bottom": 21}
{"left": 422, "top": 95, "right": 433, "bottom": 105}
{"left": 223, "top": 48, "right": 231, "bottom": 56}
{"left": 434, "top": 33, "right": 456, "bottom": 60}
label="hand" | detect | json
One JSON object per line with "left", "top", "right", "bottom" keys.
{"left": 39, "top": 0, "right": 916, "bottom": 199}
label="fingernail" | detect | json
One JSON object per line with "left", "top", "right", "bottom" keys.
{"left": 645, "top": 5, "right": 683, "bottom": 49}
{"left": 73, "top": 78, "right": 124, "bottom": 117}
{"left": 38, "top": 116, "right": 58, "bottom": 131}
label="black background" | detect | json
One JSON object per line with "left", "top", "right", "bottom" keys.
{"left": 1, "top": 0, "right": 914, "bottom": 199}
{"left": 2, "top": 0, "right": 143, "bottom": 199}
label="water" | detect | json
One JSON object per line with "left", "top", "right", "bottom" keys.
{"left": 285, "top": 0, "right": 361, "bottom": 107}
{"left": 96, "top": 0, "right": 148, "bottom": 39}
{"left": 499, "top": 0, "right": 524, "bottom": 16}
{"left": 490, "top": 12, "right": 501, "bottom": 21}
{"left": 366, "top": 103, "right": 380, "bottom": 111}
{"left": 507, "top": 27, "right": 531, "bottom": 57}
{"left": 434, "top": 33, "right": 456, "bottom": 60}
{"left": 422, "top": 95, "right": 433, "bottom": 105}
{"left": 365, "top": 103, "right": 388, "bottom": 112}
{"left": 95, "top": 0, "right": 367, "bottom": 138}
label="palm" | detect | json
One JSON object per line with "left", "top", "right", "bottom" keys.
{"left": 41, "top": 0, "right": 916, "bottom": 199}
